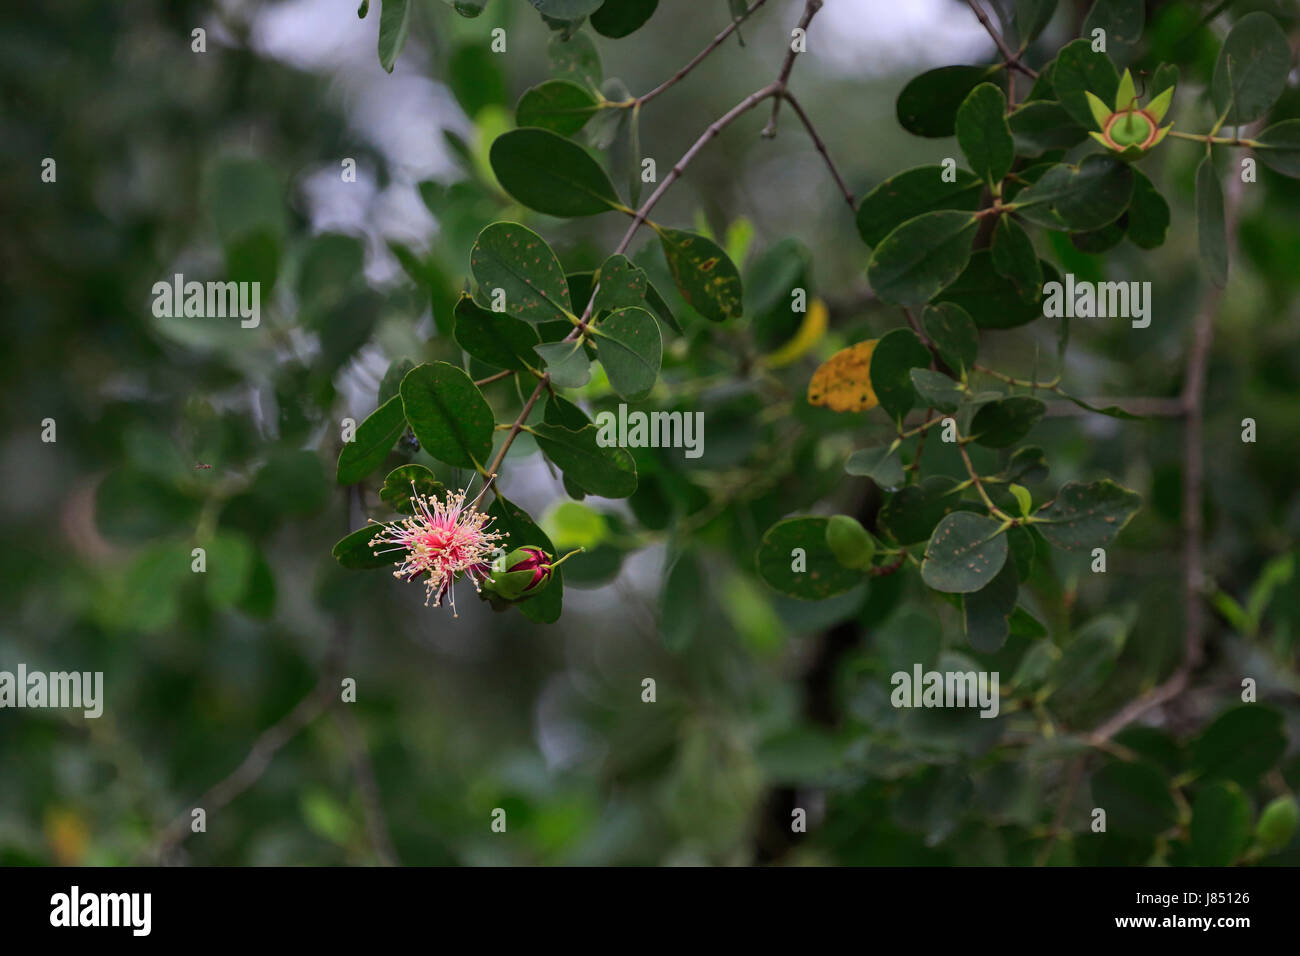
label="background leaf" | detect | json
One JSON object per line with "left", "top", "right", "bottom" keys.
{"left": 1212, "top": 11, "right": 1290, "bottom": 126}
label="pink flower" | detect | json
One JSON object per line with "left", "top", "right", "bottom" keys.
{"left": 368, "top": 479, "right": 506, "bottom": 617}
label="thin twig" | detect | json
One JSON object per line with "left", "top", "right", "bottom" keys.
{"left": 780, "top": 90, "right": 856, "bottom": 213}
{"left": 762, "top": 0, "right": 823, "bottom": 137}
{"left": 636, "top": 0, "right": 769, "bottom": 107}
{"left": 1081, "top": 174, "right": 1244, "bottom": 747}
{"left": 144, "top": 488, "right": 359, "bottom": 862}
{"left": 333, "top": 707, "right": 399, "bottom": 866}
{"left": 964, "top": 0, "right": 1038, "bottom": 77}
{"left": 473, "top": 369, "right": 514, "bottom": 387}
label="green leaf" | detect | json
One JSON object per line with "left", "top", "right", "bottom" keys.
{"left": 922, "top": 513, "right": 1009, "bottom": 594}
{"left": 593, "top": 253, "right": 648, "bottom": 313}
{"left": 1013, "top": 155, "right": 1133, "bottom": 232}
{"left": 970, "top": 396, "right": 1045, "bottom": 448}
{"left": 855, "top": 165, "right": 982, "bottom": 248}
{"left": 845, "top": 444, "right": 905, "bottom": 491}
{"left": 453, "top": 293, "right": 540, "bottom": 372}
{"left": 1033, "top": 478, "right": 1140, "bottom": 551}
{"left": 1003, "top": 445, "right": 1049, "bottom": 483}
{"left": 1190, "top": 781, "right": 1252, "bottom": 866}
{"left": 548, "top": 29, "right": 602, "bottom": 89}
{"left": 757, "top": 517, "right": 865, "bottom": 600}
{"left": 879, "top": 476, "right": 972, "bottom": 545}
{"left": 897, "top": 65, "right": 1002, "bottom": 138}
{"left": 1069, "top": 219, "right": 1127, "bottom": 254}
{"left": 641, "top": 276, "right": 681, "bottom": 334}
{"left": 377, "top": 0, "right": 411, "bottom": 72}
{"left": 661, "top": 549, "right": 702, "bottom": 651}
{"left": 937, "top": 252, "right": 1057, "bottom": 330}
{"left": 530, "top": 0, "right": 604, "bottom": 16}
{"left": 542, "top": 398, "right": 588, "bottom": 440}
{"left": 489, "top": 128, "right": 624, "bottom": 217}
{"left": 1195, "top": 156, "right": 1228, "bottom": 289}
{"left": 470, "top": 221, "right": 574, "bottom": 325}
{"left": 922, "top": 302, "right": 978, "bottom": 373}
{"left": 656, "top": 227, "right": 743, "bottom": 322}
{"left": 1190, "top": 705, "right": 1286, "bottom": 786}
{"left": 1126, "top": 169, "right": 1170, "bottom": 249}
{"left": 1253, "top": 119, "right": 1300, "bottom": 178}
{"left": 1014, "top": 0, "right": 1057, "bottom": 50}
{"left": 488, "top": 494, "right": 563, "bottom": 623}
{"left": 532, "top": 423, "right": 637, "bottom": 497}
{"left": 956, "top": 83, "right": 1014, "bottom": 187}
{"left": 1053, "top": 390, "right": 1146, "bottom": 420}
{"left": 333, "top": 523, "right": 398, "bottom": 570}
{"left": 1008, "top": 483, "right": 1033, "bottom": 517}
{"left": 1091, "top": 761, "right": 1176, "bottom": 836}
{"left": 1212, "top": 11, "right": 1290, "bottom": 126}
{"left": 336, "top": 395, "right": 406, "bottom": 485}
{"left": 399, "top": 362, "right": 495, "bottom": 469}
{"left": 591, "top": 0, "right": 658, "bottom": 38}
{"left": 825, "top": 515, "right": 875, "bottom": 570}
{"left": 1008, "top": 100, "right": 1088, "bottom": 157}
{"left": 379, "top": 464, "right": 445, "bottom": 514}
{"left": 204, "top": 533, "right": 255, "bottom": 608}
{"left": 867, "top": 210, "right": 978, "bottom": 306}
{"left": 1047, "top": 614, "right": 1125, "bottom": 710}
{"left": 516, "top": 79, "right": 602, "bottom": 135}
{"left": 594, "top": 306, "right": 661, "bottom": 400}
{"left": 908, "top": 368, "right": 964, "bottom": 413}
{"left": 1081, "top": 0, "right": 1144, "bottom": 64}
{"left": 448, "top": 43, "right": 506, "bottom": 118}
{"left": 1052, "top": 38, "right": 1119, "bottom": 128}
{"left": 1255, "top": 795, "right": 1300, "bottom": 852}
{"left": 869, "top": 327, "right": 932, "bottom": 422}
{"left": 962, "top": 558, "right": 1017, "bottom": 652}
{"left": 447, "top": 0, "right": 488, "bottom": 15}
{"left": 378, "top": 357, "right": 416, "bottom": 404}
{"left": 991, "top": 216, "right": 1043, "bottom": 290}
{"left": 534, "top": 340, "right": 592, "bottom": 388}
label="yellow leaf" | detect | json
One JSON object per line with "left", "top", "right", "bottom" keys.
{"left": 807, "top": 339, "right": 879, "bottom": 413}
{"left": 764, "top": 297, "right": 828, "bottom": 369}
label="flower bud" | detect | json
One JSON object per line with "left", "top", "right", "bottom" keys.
{"left": 485, "top": 547, "right": 555, "bottom": 602}
{"left": 1085, "top": 69, "right": 1174, "bottom": 160}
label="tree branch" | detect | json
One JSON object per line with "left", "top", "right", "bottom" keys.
{"left": 334, "top": 706, "right": 398, "bottom": 866}
{"left": 143, "top": 486, "right": 359, "bottom": 863}
{"left": 779, "top": 90, "right": 856, "bottom": 213}
{"left": 636, "top": 0, "right": 770, "bottom": 107}
{"left": 762, "top": 0, "right": 823, "bottom": 137}
{"left": 964, "top": 0, "right": 1039, "bottom": 77}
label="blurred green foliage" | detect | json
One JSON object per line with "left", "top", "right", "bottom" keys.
{"left": 1, "top": 0, "right": 1299, "bottom": 867}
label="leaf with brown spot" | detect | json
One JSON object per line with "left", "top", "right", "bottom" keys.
{"left": 656, "top": 226, "right": 743, "bottom": 322}
{"left": 807, "top": 340, "right": 879, "bottom": 413}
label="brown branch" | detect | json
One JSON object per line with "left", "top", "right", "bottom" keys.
{"left": 964, "top": 0, "right": 1038, "bottom": 77}
{"left": 473, "top": 369, "right": 514, "bottom": 387}
{"left": 1080, "top": 174, "right": 1244, "bottom": 747}
{"left": 144, "top": 486, "right": 360, "bottom": 863}
{"left": 334, "top": 706, "right": 399, "bottom": 866}
{"left": 780, "top": 90, "right": 856, "bottom": 213}
{"left": 485, "top": 85, "right": 785, "bottom": 479}
{"left": 636, "top": 0, "right": 769, "bottom": 107}
{"left": 762, "top": 0, "right": 823, "bottom": 137}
